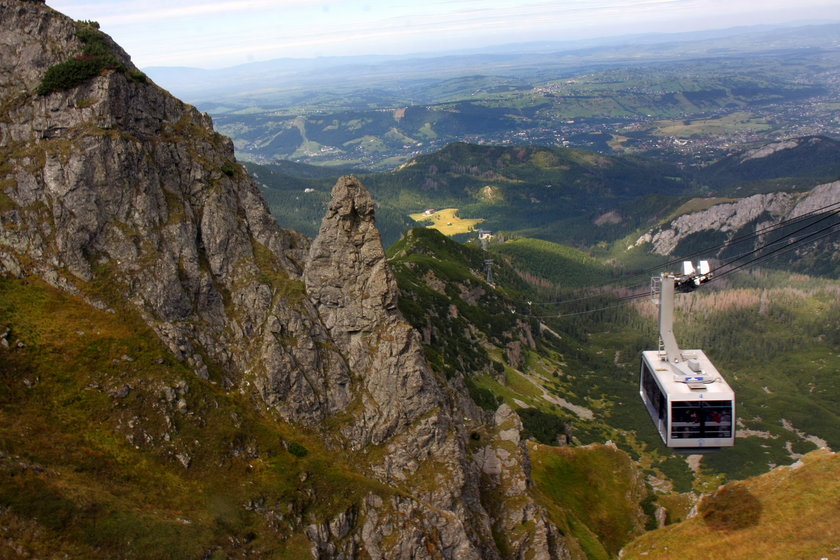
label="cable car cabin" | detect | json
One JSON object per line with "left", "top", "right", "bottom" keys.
{"left": 640, "top": 350, "right": 735, "bottom": 448}
{"left": 640, "top": 262, "right": 735, "bottom": 449}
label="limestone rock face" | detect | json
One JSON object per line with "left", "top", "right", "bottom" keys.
{"left": 303, "top": 177, "right": 500, "bottom": 558}
{"left": 475, "top": 405, "right": 571, "bottom": 560}
{"left": 306, "top": 176, "right": 397, "bottom": 330}
{"left": 305, "top": 176, "right": 439, "bottom": 446}
{"left": 1, "top": 1, "right": 339, "bottom": 425}
{"left": 0, "top": 2, "right": 568, "bottom": 558}
{"left": 633, "top": 180, "right": 840, "bottom": 256}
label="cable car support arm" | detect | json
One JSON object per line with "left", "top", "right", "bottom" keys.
{"left": 655, "top": 261, "right": 712, "bottom": 364}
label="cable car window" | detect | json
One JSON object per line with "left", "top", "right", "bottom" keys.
{"left": 671, "top": 401, "right": 733, "bottom": 439}
{"left": 641, "top": 361, "right": 666, "bottom": 420}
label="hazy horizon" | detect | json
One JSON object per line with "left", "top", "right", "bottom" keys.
{"left": 46, "top": 0, "right": 840, "bottom": 70}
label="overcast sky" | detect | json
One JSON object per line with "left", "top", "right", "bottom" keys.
{"left": 46, "top": 0, "right": 840, "bottom": 69}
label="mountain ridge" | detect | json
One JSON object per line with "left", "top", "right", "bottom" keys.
{"left": 253, "top": 135, "right": 840, "bottom": 258}
{"left": 0, "top": 1, "right": 569, "bottom": 557}
{"left": 631, "top": 179, "right": 840, "bottom": 276}
{"left": 2, "top": 2, "right": 839, "bottom": 559}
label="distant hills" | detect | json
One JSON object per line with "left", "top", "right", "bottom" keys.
{"left": 254, "top": 136, "right": 840, "bottom": 278}
{"left": 145, "top": 23, "right": 840, "bottom": 169}
{"left": 147, "top": 23, "right": 840, "bottom": 105}
{"left": 699, "top": 135, "right": 840, "bottom": 195}
{"left": 255, "top": 142, "right": 692, "bottom": 247}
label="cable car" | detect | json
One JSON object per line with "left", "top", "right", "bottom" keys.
{"left": 639, "top": 261, "right": 735, "bottom": 449}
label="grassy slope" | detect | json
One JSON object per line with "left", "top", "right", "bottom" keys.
{"left": 492, "top": 237, "right": 609, "bottom": 288}
{"left": 387, "top": 227, "right": 533, "bottom": 378}
{"left": 388, "top": 229, "right": 662, "bottom": 560}
{"left": 530, "top": 443, "right": 650, "bottom": 560}
{"left": 621, "top": 449, "right": 840, "bottom": 560}
{"left": 0, "top": 277, "right": 384, "bottom": 559}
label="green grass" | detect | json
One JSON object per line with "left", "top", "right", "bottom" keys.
{"left": 652, "top": 111, "right": 771, "bottom": 138}
{"left": 492, "top": 237, "right": 608, "bottom": 288}
{"left": 622, "top": 449, "right": 840, "bottom": 560}
{"left": 530, "top": 443, "right": 650, "bottom": 558}
{"left": 0, "top": 276, "right": 385, "bottom": 557}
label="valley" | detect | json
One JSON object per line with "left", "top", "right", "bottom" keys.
{"left": 387, "top": 225, "right": 840, "bottom": 478}
{"left": 251, "top": 133, "right": 840, "bottom": 554}
{"left": 251, "top": 136, "right": 840, "bottom": 256}
{"left": 151, "top": 25, "right": 840, "bottom": 170}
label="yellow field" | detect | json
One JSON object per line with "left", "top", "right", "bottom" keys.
{"left": 409, "top": 208, "right": 484, "bottom": 236}
{"left": 653, "top": 111, "right": 771, "bottom": 137}
{"left": 608, "top": 134, "right": 631, "bottom": 151}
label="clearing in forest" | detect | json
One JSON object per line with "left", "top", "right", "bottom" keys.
{"left": 409, "top": 208, "right": 484, "bottom": 236}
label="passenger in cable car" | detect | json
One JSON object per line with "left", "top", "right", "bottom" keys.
{"left": 721, "top": 411, "right": 732, "bottom": 437}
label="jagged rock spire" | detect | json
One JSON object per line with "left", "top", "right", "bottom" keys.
{"left": 304, "top": 175, "right": 398, "bottom": 339}
{"left": 304, "top": 176, "right": 439, "bottom": 446}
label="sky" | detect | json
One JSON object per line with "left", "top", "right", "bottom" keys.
{"left": 46, "top": 0, "right": 840, "bottom": 69}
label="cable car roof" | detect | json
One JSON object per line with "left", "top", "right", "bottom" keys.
{"left": 642, "top": 349, "right": 734, "bottom": 400}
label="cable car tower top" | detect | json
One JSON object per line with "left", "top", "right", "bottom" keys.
{"left": 652, "top": 260, "right": 712, "bottom": 365}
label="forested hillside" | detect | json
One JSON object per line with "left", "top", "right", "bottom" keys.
{"left": 256, "top": 142, "right": 692, "bottom": 247}
{"left": 387, "top": 229, "right": 840, "bottom": 487}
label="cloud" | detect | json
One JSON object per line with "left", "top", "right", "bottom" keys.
{"left": 47, "top": 0, "right": 840, "bottom": 68}
{"left": 49, "top": 0, "right": 330, "bottom": 25}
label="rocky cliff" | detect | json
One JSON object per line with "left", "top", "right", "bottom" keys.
{"left": 0, "top": 1, "right": 567, "bottom": 557}
{"left": 632, "top": 180, "right": 840, "bottom": 264}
